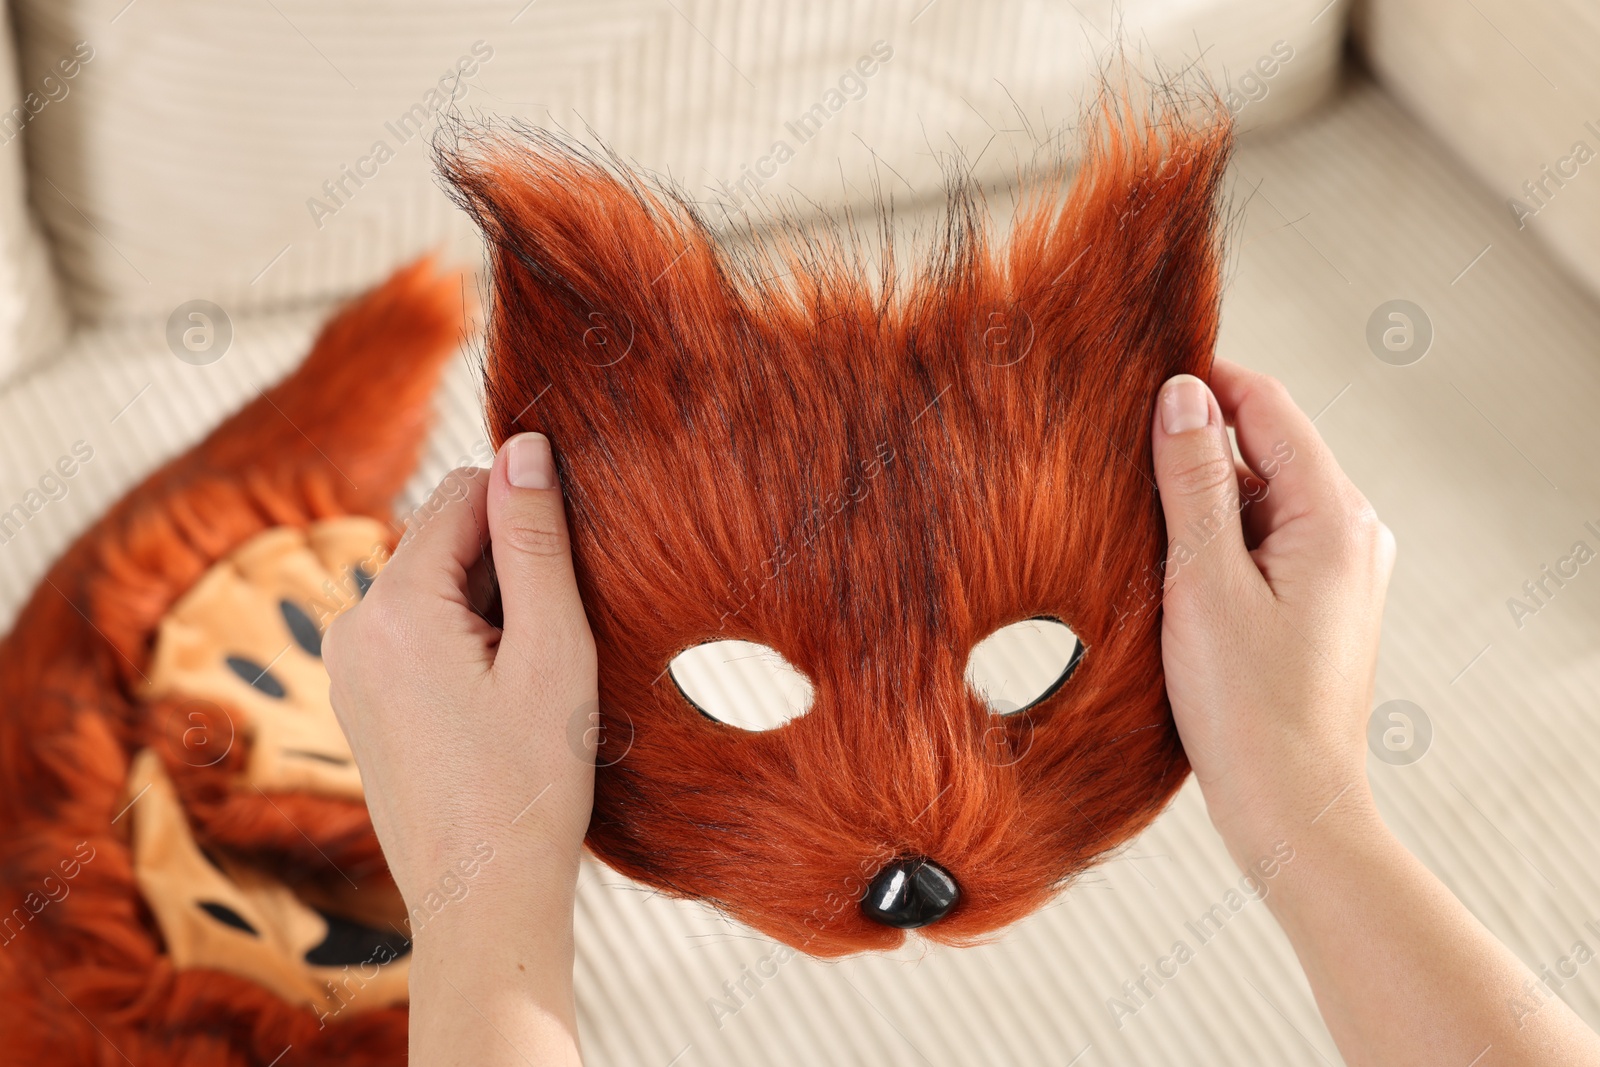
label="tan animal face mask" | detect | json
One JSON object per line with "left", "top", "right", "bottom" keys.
{"left": 127, "top": 749, "right": 411, "bottom": 1016}
{"left": 145, "top": 519, "right": 390, "bottom": 798}
{"left": 0, "top": 260, "right": 464, "bottom": 1064}
{"left": 134, "top": 519, "right": 412, "bottom": 1011}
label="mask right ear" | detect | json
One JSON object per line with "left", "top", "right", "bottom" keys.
{"left": 1005, "top": 85, "right": 1233, "bottom": 410}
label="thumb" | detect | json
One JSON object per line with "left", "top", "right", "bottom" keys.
{"left": 487, "top": 432, "right": 592, "bottom": 674}
{"left": 1151, "top": 374, "right": 1251, "bottom": 592}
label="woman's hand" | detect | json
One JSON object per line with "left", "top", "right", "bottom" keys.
{"left": 1150, "top": 361, "right": 1600, "bottom": 1067}
{"left": 325, "top": 432, "right": 594, "bottom": 1067}
{"left": 1151, "top": 358, "right": 1395, "bottom": 862}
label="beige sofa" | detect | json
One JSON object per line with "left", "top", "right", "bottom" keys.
{"left": 2, "top": 2, "right": 1597, "bottom": 1064}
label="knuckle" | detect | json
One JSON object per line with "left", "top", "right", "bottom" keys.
{"left": 1375, "top": 520, "right": 1398, "bottom": 571}
{"left": 1347, "top": 499, "right": 1383, "bottom": 540}
{"left": 403, "top": 467, "right": 486, "bottom": 537}
{"left": 1238, "top": 370, "right": 1290, "bottom": 415}
{"left": 321, "top": 611, "right": 350, "bottom": 668}
{"left": 1331, "top": 498, "right": 1388, "bottom": 558}
{"left": 437, "top": 466, "right": 486, "bottom": 502}
{"left": 354, "top": 596, "right": 412, "bottom": 651}
{"left": 1256, "top": 374, "right": 1292, "bottom": 406}
{"left": 500, "top": 511, "right": 569, "bottom": 558}
{"left": 1167, "top": 452, "right": 1237, "bottom": 499}
{"left": 1376, "top": 517, "right": 1396, "bottom": 553}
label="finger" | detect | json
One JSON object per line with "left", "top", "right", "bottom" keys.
{"left": 1209, "top": 360, "right": 1354, "bottom": 538}
{"left": 325, "top": 467, "right": 493, "bottom": 718}
{"left": 1151, "top": 374, "right": 1260, "bottom": 595}
{"left": 486, "top": 432, "right": 592, "bottom": 679}
{"left": 375, "top": 466, "right": 491, "bottom": 606}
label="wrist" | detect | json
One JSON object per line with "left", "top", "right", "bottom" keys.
{"left": 1230, "top": 784, "right": 1398, "bottom": 926}
{"left": 406, "top": 893, "right": 582, "bottom": 1065}
{"left": 1203, "top": 758, "right": 1377, "bottom": 870}
{"left": 410, "top": 877, "right": 576, "bottom": 964}
{"left": 409, "top": 888, "right": 578, "bottom": 1020}
{"left": 397, "top": 832, "right": 582, "bottom": 939}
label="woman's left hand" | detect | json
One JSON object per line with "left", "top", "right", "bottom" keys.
{"left": 325, "top": 431, "right": 595, "bottom": 1066}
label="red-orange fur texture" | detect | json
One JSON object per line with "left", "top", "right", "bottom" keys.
{"left": 0, "top": 261, "right": 463, "bottom": 1064}
{"left": 444, "top": 94, "right": 1235, "bottom": 955}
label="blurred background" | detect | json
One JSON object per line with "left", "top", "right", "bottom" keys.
{"left": 0, "top": 1, "right": 1597, "bottom": 1064}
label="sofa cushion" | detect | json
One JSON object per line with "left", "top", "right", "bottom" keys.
{"left": 11, "top": 0, "right": 1344, "bottom": 326}
{"left": 0, "top": 0, "right": 70, "bottom": 384}
{"left": 1356, "top": 0, "right": 1600, "bottom": 299}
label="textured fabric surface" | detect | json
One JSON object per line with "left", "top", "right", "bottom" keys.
{"left": 0, "top": 0, "right": 70, "bottom": 383}
{"left": 1355, "top": 0, "right": 1600, "bottom": 299}
{"left": 9, "top": 0, "right": 1342, "bottom": 326}
{"left": 4, "top": 74, "right": 1600, "bottom": 1065}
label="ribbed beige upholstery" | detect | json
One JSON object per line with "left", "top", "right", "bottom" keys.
{"left": 0, "top": 0, "right": 69, "bottom": 381}
{"left": 8, "top": 0, "right": 1341, "bottom": 327}
{"left": 3, "top": 74, "right": 1599, "bottom": 1064}
{"left": 1355, "top": 0, "right": 1600, "bottom": 304}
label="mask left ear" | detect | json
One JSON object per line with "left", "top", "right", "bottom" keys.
{"left": 437, "top": 131, "right": 746, "bottom": 447}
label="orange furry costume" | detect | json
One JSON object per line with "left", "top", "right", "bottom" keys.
{"left": 444, "top": 94, "right": 1233, "bottom": 956}
{"left": 0, "top": 262, "right": 464, "bottom": 1063}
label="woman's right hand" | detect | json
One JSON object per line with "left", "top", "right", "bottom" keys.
{"left": 1148, "top": 360, "right": 1600, "bottom": 1067}
{"left": 1150, "top": 358, "right": 1395, "bottom": 864}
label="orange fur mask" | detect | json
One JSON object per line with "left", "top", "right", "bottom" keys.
{"left": 443, "top": 95, "right": 1233, "bottom": 955}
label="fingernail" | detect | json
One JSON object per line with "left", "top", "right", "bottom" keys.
{"left": 1161, "top": 375, "right": 1211, "bottom": 435}
{"left": 506, "top": 432, "right": 556, "bottom": 490}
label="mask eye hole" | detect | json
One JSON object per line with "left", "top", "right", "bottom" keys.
{"left": 965, "top": 617, "right": 1085, "bottom": 717}
{"left": 668, "top": 640, "right": 815, "bottom": 732}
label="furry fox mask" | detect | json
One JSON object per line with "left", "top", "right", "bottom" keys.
{"left": 443, "top": 92, "right": 1233, "bottom": 956}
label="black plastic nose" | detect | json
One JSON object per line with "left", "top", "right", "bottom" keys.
{"left": 861, "top": 856, "right": 960, "bottom": 929}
